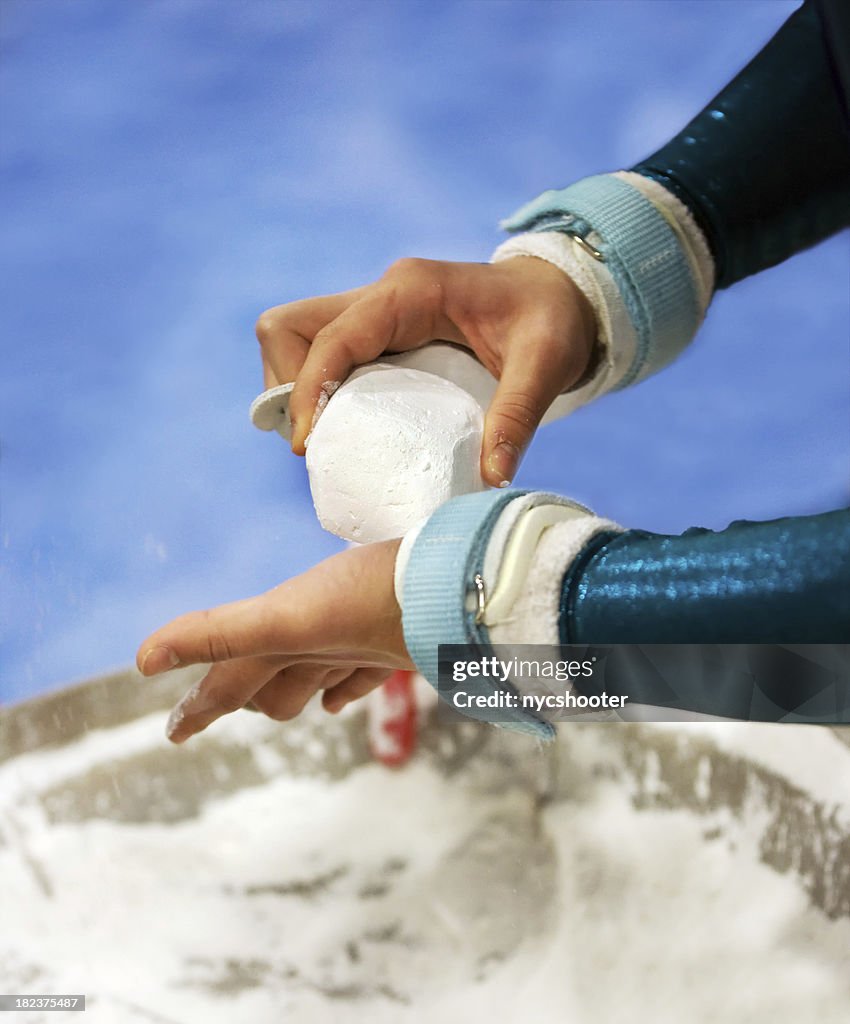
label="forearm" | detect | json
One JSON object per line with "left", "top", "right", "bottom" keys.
{"left": 494, "top": 2, "right": 850, "bottom": 404}
{"left": 397, "top": 494, "right": 850, "bottom": 731}
{"left": 564, "top": 509, "right": 850, "bottom": 644}
{"left": 632, "top": 0, "right": 850, "bottom": 288}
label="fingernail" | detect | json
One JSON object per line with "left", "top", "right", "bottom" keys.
{"left": 291, "top": 419, "right": 311, "bottom": 455}
{"left": 487, "top": 440, "right": 519, "bottom": 487}
{"left": 291, "top": 421, "right": 304, "bottom": 453}
{"left": 142, "top": 645, "right": 180, "bottom": 676}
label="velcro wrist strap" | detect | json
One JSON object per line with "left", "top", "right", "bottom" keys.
{"left": 501, "top": 174, "right": 699, "bottom": 388}
{"left": 402, "top": 489, "right": 555, "bottom": 739}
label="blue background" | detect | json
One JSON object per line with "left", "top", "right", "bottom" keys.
{"left": 1, "top": 0, "right": 847, "bottom": 703}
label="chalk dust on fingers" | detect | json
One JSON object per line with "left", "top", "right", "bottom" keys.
{"left": 311, "top": 380, "right": 341, "bottom": 430}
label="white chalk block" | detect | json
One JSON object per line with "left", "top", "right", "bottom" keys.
{"left": 305, "top": 364, "right": 485, "bottom": 543}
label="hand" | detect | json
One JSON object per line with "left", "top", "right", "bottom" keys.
{"left": 255, "top": 256, "right": 596, "bottom": 487}
{"left": 136, "top": 540, "right": 412, "bottom": 743}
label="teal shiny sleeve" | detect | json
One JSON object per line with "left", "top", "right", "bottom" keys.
{"left": 561, "top": 508, "right": 850, "bottom": 644}
{"left": 631, "top": 1, "right": 850, "bottom": 289}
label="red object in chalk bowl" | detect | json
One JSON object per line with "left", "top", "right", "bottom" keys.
{"left": 368, "top": 670, "right": 418, "bottom": 767}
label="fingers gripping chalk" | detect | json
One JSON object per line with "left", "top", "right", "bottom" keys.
{"left": 249, "top": 343, "right": 499, "bottom": 444}
{"left": 250, "top": 342, "right": 583, "bottom": 544}
{"left": 251, "top": 350, "right": 487, "bottom": 543}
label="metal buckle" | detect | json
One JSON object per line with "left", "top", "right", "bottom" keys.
{"left": 472, "top": 573, "right": 487, "bottom": 625}
{"left": 567, "top": 229, "right": 605, "bottom": 262}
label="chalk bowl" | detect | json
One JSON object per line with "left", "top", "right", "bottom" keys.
{"left": 2, "top": 671, "right": 849, "bottom": 1023}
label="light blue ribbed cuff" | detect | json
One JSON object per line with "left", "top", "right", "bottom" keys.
{"left": 402, "top": 489, "right": 555, "bottom": 740}
{"left": 501, "top": 174, "right": 699, "bottom": 388}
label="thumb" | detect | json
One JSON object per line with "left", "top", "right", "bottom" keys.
{"left": 481, "top": 340, "right": 566, "bottom": 488}
{"left": 136, "top": 591, "right": 292, "bottom": 675}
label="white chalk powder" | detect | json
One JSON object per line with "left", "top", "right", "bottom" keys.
{"left": 309, "top": 379, "right": 341, "bottom": 432}
{"left": 2, "top": 710, "right": 849, "bottom": 1024}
